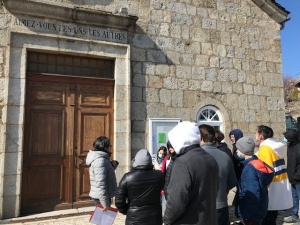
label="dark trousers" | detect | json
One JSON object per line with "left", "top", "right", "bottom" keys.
{"left": 217, "top": 207, "right": 229, "bottom": 225}
{"left": 262, "top": 210, "right": 278, "bottom": 225}
{"left": 244, "top": 220, "right": 260, "bottom": 225}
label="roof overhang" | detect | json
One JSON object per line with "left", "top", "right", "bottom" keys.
{"left": 251, "top": 0, "right": 290, "bottom": 29}
{"left": 2, "top": 0, "right": 138, "bottom": 30}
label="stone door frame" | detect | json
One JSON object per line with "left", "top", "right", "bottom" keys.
{"left": 0, "top": 32, "right": 131, "bottom": 219}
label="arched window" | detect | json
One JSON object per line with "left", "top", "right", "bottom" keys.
{"left": 196, "top": 106, "right": 223, "bottom": 131}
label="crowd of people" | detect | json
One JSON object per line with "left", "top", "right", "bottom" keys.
{"left": 86, "top": 122, "right": 300, "bottom": 225}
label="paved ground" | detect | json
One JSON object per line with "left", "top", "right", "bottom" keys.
{"left": 0, "top": 190, "right": 294, "bottom": 225}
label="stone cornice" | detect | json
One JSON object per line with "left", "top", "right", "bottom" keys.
{"left": 2, "top": 0, "right": 138, "bottom": 30}
{"left": 251, "top": 0, "right": 290, "bottom": 29}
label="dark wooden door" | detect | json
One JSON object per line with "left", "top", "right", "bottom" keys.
{"left": 21, "top": 76, "right": 114, "bottom": 215}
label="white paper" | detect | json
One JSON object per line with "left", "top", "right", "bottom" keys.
{"left": 90, "top": 207, "right": 117, "bottom": 225}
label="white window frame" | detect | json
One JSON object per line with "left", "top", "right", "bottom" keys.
{"left": 148, "top": 118, "right": 181, "bottom": 155}
{"left": 196, "top": 106, "right": 223, "bottom": 131}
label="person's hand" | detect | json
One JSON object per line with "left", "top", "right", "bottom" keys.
{"left": 102, "top": 207, "right": 109, "bottom": 212}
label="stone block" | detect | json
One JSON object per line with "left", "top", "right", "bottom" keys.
{"left": 6, "top": 106, "right": 24, "bottom": 125}
{"left": 150, "top": 10, "right": 164, "bottom": 23}
{"left": 243, "top": 84, "right": 253, "bottom": 95}
{"left": 187, "top": 5, "right": 197, "bottom": 15}
{"left": 231, "top": 109, "right": 244, "bottom": 122}
{"left": 3, "top": 174, "right": 21, "bottom": 196}
{"left": 7, "top": 78, "right": 25, "bottom": 106}
{"left": 226, "top": 94, "right": 239, "bottom": 109}
{"left": 171, "top": 14, "right": 192, "bottom": 25}
{"left": 147, "top": 23, "right": 159, "bottom": 35}
{"left": 155, "top": 64, "right": 170, "bottom": 76}
{"left": 131, "top": 86, "right": 143, "bottom": 102}
{"left": 131, "top": 120, "right": 146, "bottom": 133}
{"left": 175, "top": 40, "right": 185, "bottom": 52}
{"left": 147, "top": 103, "right": 165, "bottom": 118}
{"left": 267, "top": 97, "right": 285, "bottom": 110}
{"left": 166, "top": 51, "right": 180, "bottom": 64}
{"left": 160, "top": 23, "right": 170, "bottom": 36}
{"left": 167, "top": 2, "right": 187, "bottom": 14}
{"left": 133, "top": 34, "right": 155, "bottom": 49}
{"left": 115, "top": 101, "right": 130, "bottom": 120}
{"left": 183, "top": 91, "right": 197, "bottom": 107}
{"left": 148, "top": 75, "right": 163, "bottom": 88}
{"left": 160, "top": 89, "right": 171, "bottom": 106}
{"left": 232, "top": 59, "right": 242, "bottom": 70}
{"left": 115, "top": 119, "right": 130, "bottom": 133}
{"left": 143, "top": 88, "right": 159, "bottom": 103}
{"left": 190, "top": 28, "right": 209, "bottom": 42}
{"left": 210, "top": 56, "right": 219, "bottom": 67}
{"left": 176, "top": 65, "right": 192, "bottom": 79}
{"left": 133, "top": 74, "right": 147, "bottom": 87}
{"left": 201, "top": 80, "right": 213, "bottom": 92}
{"left": 232, "top": 83, "right": 243, "bottom": 94}
{"left": 248, "top": 95, "right": 260, "bottom": 110}
{"left": 114, "top": 133, "right": 130, "bottom": 152}
{"left": 3, "top": 195, "right": 20, "bottom": 219}
{"left": 201, "top": 43, "right": 213, "bottom": 55}
{"left": 205, "top": 68, "right": 217, "bottom": 81}
{"left": 185, "top": 42, "right": 200, "bottom": 54}
{"left": 182, "top": 26, "right": 190, "bottom": 40}
{"left": 142, "top": 62, "right": 155, "bottom": 75}
{"left": 5, "top": 124, "right": 23, "bottom": 153}
{"left": 182, "top": 54, "right": 194, "bottom": 65}
{"left": 220, "top": 57, "right": 232, "bottom": 68}
{"left": 213, "top": 44, "right": 226, "bottom": 57}
{"left": 210, "top": 30, "right": 221, "bottom": 44}
{"left": 188, "top": 80, "right": 201, "bottom": 90}
{"left": 208, "top": 9, "right": 219, "bottom": 20}
{"left": 131, "top": 47, "right": 146, "bottom": 62}
{"left": 192, "top": 66, "right": 205, "bottom": 80}
{"left": 222, "top": 82, "right": 232, "bottom": 93}
{"left": 164, "top": 107, "right": 190, "bottom": 121}
{"left": 195, "top": 55, "right": 209, "bottom": 67}
{"left": 178, "top": 78, "right": 189, "bottom": 90}
{"left": 170, "top": 24, "right": 181, "bottom": 38}
{"left": 156, "top": 37, "right": 174, "bottom": 50}
{"left": 238, "top": 95, "right": 248, "bottom": 109}
{"left": 202, "top": 18, "right": 216, "bottom": 29}
{"left": 131, "top": 102, "right": 147, "bottom": 120}
{"left": 131, "top": 132, "right": 146, "bottom": 152}
{"left": 255, "top": 110, "right": 270, "bottom": 123}
{"left": 163, "top": 77, "right": 178, "bottom": 89}
{"left": 147, "top": 49, "right": 167, "bottom": 63}
{"left": 4, "top": 152, "right": 22, "bottom": 175}
{"left": 245, "top": 110, "right": 256, "bottom": 122}
{"left": 226, "top": 46, "right": 234, "bottom": 58}
{"left": 213, "top": 81, "right": 222, "bottom": 93}
{"left": 171, "top": 90, "right": 183, "bottom": 107}
{"left": 132, "top": 62, "right": 142, "bottom": 74}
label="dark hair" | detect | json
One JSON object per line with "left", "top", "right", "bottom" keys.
{"left": 214, "top": 130, "right": 225, "bottom": 144}
{"left": 257, "top": 125, "right": 273, "bottom": 139}
{"left": 167, "top": 141, "right": 173, "bottom": 150}
{"left": 93, "top": 136, "right": 110, "bottom": 152}
{"left": 199, "top": 124, "right": 215, "bottom": 143}
{"left": 158, "top": 146, "right": 167, "bottom": 156}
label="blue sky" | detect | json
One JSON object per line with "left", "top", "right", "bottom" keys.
{"left": 275, "top": 0, "right": 300, "bottom": 78}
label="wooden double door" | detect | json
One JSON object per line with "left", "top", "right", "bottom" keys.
{"left": 21, "top": 75, "right": 114, "bottom": 215}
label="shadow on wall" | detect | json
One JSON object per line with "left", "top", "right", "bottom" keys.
{"left": 129, "top": 24, "right": 175, "bottom": 158}
{"left": 69, "top": 0, "right": 114, "bottom": 6}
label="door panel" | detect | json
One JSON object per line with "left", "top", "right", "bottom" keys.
{"left": 74, "top": 84, "right": 114, "bottom": 204}
{"left": 22, "top": 77, "right": 114, "bottom": 214}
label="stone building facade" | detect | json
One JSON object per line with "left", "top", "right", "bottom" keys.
{"left": 0, "top": 0, "right": 289, "bottom": 219}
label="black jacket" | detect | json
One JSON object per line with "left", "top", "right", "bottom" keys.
{"left": 115, "top": 166, "right": 164, "bottom": 225}
{"left": 287, "top": 142, "right": 300, "bottom": 184}
{"left": 217, "top": 142, "right": 233, "bottom": 162}
{"left": 163, "top": 145, "right": 219, "bottom": 225}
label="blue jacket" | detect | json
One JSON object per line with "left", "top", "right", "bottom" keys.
{"left": 238, "top": 156, "right": 274, "bottom": 224}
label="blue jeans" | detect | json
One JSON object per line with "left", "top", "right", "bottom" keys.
{"left": 217, "top": 207, "right": 229, "bottom": 225}
{"left": 291, "top": 184, "right": 300, "bottom": 219}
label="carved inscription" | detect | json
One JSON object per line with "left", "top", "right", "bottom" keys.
{"left": 13, "top": 17, "right": 127, "bottom": 43}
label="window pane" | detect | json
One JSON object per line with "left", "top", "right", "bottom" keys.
{"left": 90, "top": 60, "right": 97, "bottom": 68}
{"left": 66, "top": 57, "right": 73, "bottom": 66}
{"left": 38, "top": 64, "right": 47, "bottom": 73}
{"left": 29, "top": 53, "right": 38, "bottom": 62}
{"left": 82, "top": 59, "right": 89, "bottom": 67}
{"left": 57, "top": 66, "right": 65, "bottom": 74}
{"left": 90, "top": 69, "right": 97, "bottom": 77}
{"left": 48, "top": 65, "right": 56, "bottom": 73}
{"left": 74, "top": 68, "right": 81, "bottom": 76}
{"left": 57, "top": 56, "right": 64, "bottom": 65}
{"left": 74, "top": 58, "right": 81, "bottom": 66}
{"left": 82, "top": 68, "right": 90, "bottom": 76}
{"left": 28, "top": 63, "right": 38, "bottom": 72}
{"left": 66, "top": 66, "right": 73, "bottom": 75}
{"left": 39, "top": 54, "right": 47, "bottom": 64}
{"left": 98, "top": 61, "right": 105, "bottom": 69}
{"left": 48, "top": 55, "right": 56, "bottom": 64}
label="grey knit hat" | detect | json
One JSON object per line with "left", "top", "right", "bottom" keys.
{"left": 236, "top": 136, "right": 255, "bottom": 156}
{"left": 132, "top": 149, "right": 152, "bottom": 167}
